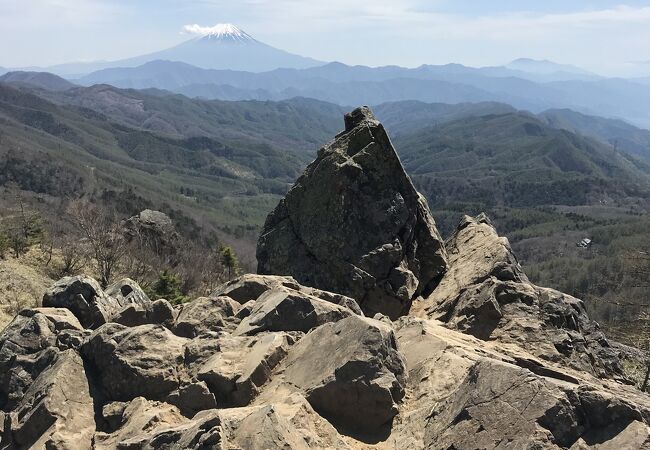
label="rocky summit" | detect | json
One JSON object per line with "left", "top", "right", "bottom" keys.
{"left": 257, "top": 106, "right": 448, "bottom": 319}
{"left": 1, "top": 107, "right": 650, "bottom": 449}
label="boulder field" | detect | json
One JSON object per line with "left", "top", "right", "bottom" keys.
{"left": 1, "top": 107, "right": 649, "bottom": 449}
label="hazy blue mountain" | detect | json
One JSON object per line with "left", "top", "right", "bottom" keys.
{"left": 0, "top": 71, "right": 75, "bottom": 91}
{"left": 506, "top": 58, "right": 595, "bottom": 77}
{"left": 20, "top": 24, "right": 322, "bottom": 76}
{"left": 79, "top": 60, "right": 650, "bottom": 128}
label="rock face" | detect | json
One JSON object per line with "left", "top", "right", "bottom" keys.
{"left": 424, "top": 214, "right": 624, "bottom": 379}
{"left": 279, "top": 315, "right": 407, "bottom": 432}
{"left": 42, "top": 276, "right": 156, "bottom": 329}
{"left": 2, "top": 107, "right": 650, "bottom": 449}
{"left": 257, "top": 106, "right": 448, "bottom": 319}
{"left": 123, "top": 209, "right": 180, "bottom": 261}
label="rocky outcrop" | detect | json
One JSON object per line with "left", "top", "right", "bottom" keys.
{"left": 257, "top": 106, "right": 448, "bottom": 319}
{"left": 0, "top": 308, "right": 85, "bottom": 411}
{"left": 81, "top": 323, "right": 187, "bottom": 402}
{"left": 8, "top": 350, "right": 95, "bottom": 450}
{"left": 2, "top": 107, "right": 650, "bottom": 449}
{"left": 277, "top": 315, "right": 407, "bottom": 432}
{"left": 423, "top": 214, "right": 624, "bottom": 379}
{"left": 123, "top": 209, "right": 179, "bottom": 255}
{"left": 234, "top": 288, "right": 354, "bottom": 335}
{"left": 214, "top": 273, "right": 363, "bottom": 315}
{"left": 173, "top": 296, "right": 239, "bottom": 337}
{"left": 42, "top": 276, "right": 155, "bottom": 329}
{"left": 196, "top": 332, "right": 295, "bottom": 407}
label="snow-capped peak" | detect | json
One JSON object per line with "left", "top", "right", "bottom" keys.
{"left": 183, "top": 23, "right": 256, "bottom": 43}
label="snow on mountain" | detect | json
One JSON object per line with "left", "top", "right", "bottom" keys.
{"left": 184, "top": 23, "right": 257, "bottom": 43}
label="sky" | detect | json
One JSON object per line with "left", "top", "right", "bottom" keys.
{"left": 2, "top": 0, "right": 650, "bottom": 76}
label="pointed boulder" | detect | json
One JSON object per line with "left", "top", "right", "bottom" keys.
{"left": 257, "top": 106, "right": 447, "bottom": 319}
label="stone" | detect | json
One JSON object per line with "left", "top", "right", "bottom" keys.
{"left": 165, "top": 382, "right": 217, "bottom": 418}
{"left": 234, "top": 288, "right": 354, "bottom": 335}
{"left": 81, "top": 323, "right": 187, "bottom": 401}
{"left": 42, "top": 276, "right": 122, "bottom": 329}
{"left": 94, "top": 397, "right": 185, "bottom": 449}
{"left": 173, "top": 296, "right": 239, "bottom": 337}
{"left": 105, "top": 278, "right": 151, "bottom": 309}
{"left": 0, "top": 308, "right": 83, "bottom": 410}
{"left": 112, "top": 394, "right": 348, "bottom": 450}
{"left": 42, "top": 276, "right": 154, "bottom": 330}
{"left": 257, "top": 107, "right": 447, "bottom": 319}
{"left": 389, "top": 317, "right": 650, "bottom": 449}
{"left": 280, "top": 314, "right": 407, "bottom": 432}
{"left": 424, "top": 214, "right": 625, "bottom": 379}
{"left": 8, "top": 350, "right": 95, "bottom": 450}
{"left": 214, "top": 273, "right": 364, "bottom": 315}
{"left": 197, "top": 332, "right": 294, "bottom": 407}
{"left": 123, "top": 210, "right": 180, "bottom": 259}
{"left": 113, "top": 298, "right": 176, "bottom": 328}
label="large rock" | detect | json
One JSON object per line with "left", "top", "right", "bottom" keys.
{"left": 105, "top": 278, "right": 151, "bottom": 308}
{"left": 6, "top": 350, "right": 95, "bottom": 450}
{"left": 112, "top": 393, "right": 349, "bottom": 449}
{"left": 173, "top": 296, "right": 240, "bottom": 337}
{"left": 279, "top": 314, "right": 407, "bottom": 432}
{"left": 0, "top": 308, "right": 84, "bottom": 411}
{"left": 234, "top": 288, "right": 354, "bottom": 335}
{"left": 196, "top": 332, "right": 295, "bottom": 407}
{"left": 94, "top": 398, "right": 185, "bottom": 449}
{"left": 81, "top": 323, "right": 187, "bottom": 401}
{"left": 257, "top": 107, "right": 447, "bottom": 319}
{"left": 424, "top": 214, "right": 625, "bottom": 379}
{"left": 42, "top": 276, "right": 153, "bottom": 329}
{"left": 390, "top": 317, "right": 650, "bottom": 449}
{"left": 214, "top": 273, "right": 363, "bottom": 315}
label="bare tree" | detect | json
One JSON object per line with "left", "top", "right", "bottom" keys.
{"left": 68, "top": 200, "right": 128, "bottom": 287}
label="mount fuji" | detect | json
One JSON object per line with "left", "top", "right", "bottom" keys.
{"left": 35, "top": 24, "right": 324, "bottom": 76}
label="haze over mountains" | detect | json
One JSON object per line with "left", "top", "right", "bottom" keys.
{"left": 4, "top": 23, "right": 650, "bottom": 129}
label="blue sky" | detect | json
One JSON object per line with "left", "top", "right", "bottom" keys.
{"left": 2, "top": 0, "right": 650, "bottom": 76}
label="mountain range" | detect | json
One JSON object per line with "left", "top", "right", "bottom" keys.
{"left": 6, "top": 23, "right": 650, "bottom": 128}
{"left": 72, "top": 59, "right": 650, "bottom": 129}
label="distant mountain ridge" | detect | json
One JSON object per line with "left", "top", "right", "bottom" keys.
{"left": 76, "top": 60, "right": 650, "bottom": 129}
{"left": 0, "top": 71, "right": 75, "bottom": 91}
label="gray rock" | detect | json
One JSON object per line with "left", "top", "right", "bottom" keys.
{"left": 94, "top": 397, "right": 184, "bottom": 449}
{"left": 42, "top": 276, "right": 154, "bottom": 329}
{"left": 8, "top": 349, "right": 95, "bottom": 449}
{"left": 234, "top": 288, "right": 354, "bottom": 335}
{"left": 214, "top": 273, "right": 364, "bottom": 315}
{"left": 42, "top": 276, "right": 122, "bottom": 329}
{"left": 113, "top": 393, "right": 349, "bottom": 450}
{"left": 0, "top": 308, "right": 83, "bottom": 410}
{"left": 197, "top": 332, "right": 295, "bottom": 407}
{"left": 81, "top": 323, "right": 188, "bottom": 401}
{"left": 105, "top": 278, "right": 151, "bottom": 308}
{"left": 280, "top": 314, "right": 407, "bottom": 432}
{"left": 257, "top": 106, "right": 447, "bottom": 319}
{"left": 173, "top": 296, "right": 240, "bottom": 337}
{"left": 123, "top": 209, "right": 180, "bottom": 259}
{"left": 113, "top": 298, "right": 176, "bottom": 328}
{"left": 426, "top": 214, "right": 625, "bottom": 379}
{"left": 391, "top": 317, "right": 650, "bottom": 449}
{"left": 165, "top": 381, "right": 217, "bottom": 418}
